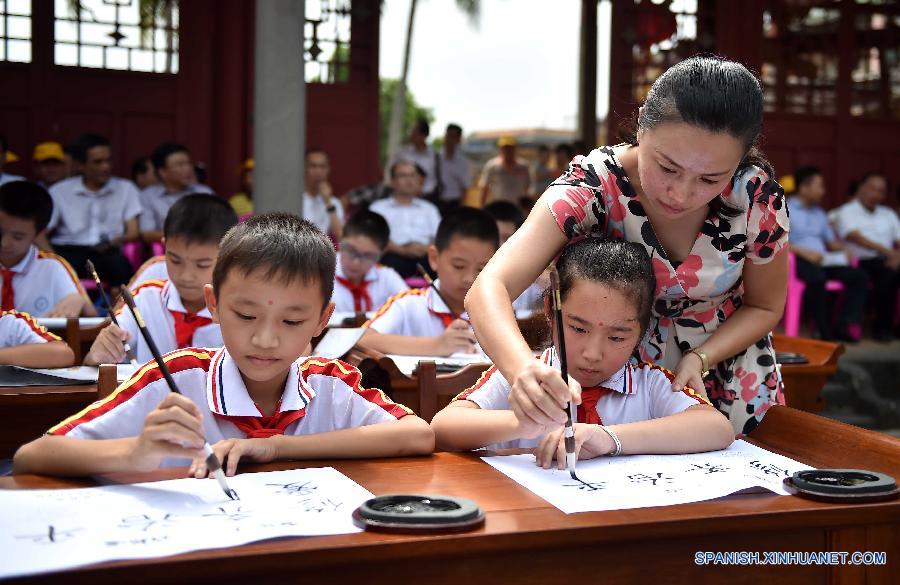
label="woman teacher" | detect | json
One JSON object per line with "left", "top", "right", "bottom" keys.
{"left": 466, "top": 55, "right": 789, "bottom": 436}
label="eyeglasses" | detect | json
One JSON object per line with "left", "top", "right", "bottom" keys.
{"left": 341, "top": 242, "right": 381, "bottom": 265}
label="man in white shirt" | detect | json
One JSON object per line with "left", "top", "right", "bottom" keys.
{"left": 47, "top": 133, "right": 142, "bottom": 288}
{"left": 369, "top": 161, "right": 441, "bottom": 278}
{"left": 393, "top": 118, "right": 438, "bottom": 197}
{"left": 139, "top": 142, "right": 213, "bottom": 242}
{"left": 433, "top": 123, "right": 472, "bottom": 211}
{"left": 302, "top": 149, "right": 343, "bottom": 239}
{"left": 833, "top": 172, "right": 900, "bottom": 341}
{"left": 0, "top": 136, "right": 25, "bottom": 186}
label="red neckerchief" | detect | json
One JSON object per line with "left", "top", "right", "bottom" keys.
{"left": 170, "top": 310, "right": 212, "bottom": 348}
{"left": 335, "top": 275, "right": 372, "bottom": 312}
{"left": 215, "top": 400, "right": 307, "bottom": 438}
{"left": 0, "top": 268, "right": 15, "bottom": 311}
{"left": 577, "top": 387, "right": 615, "bottom": 425}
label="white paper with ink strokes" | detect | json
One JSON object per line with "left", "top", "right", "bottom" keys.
{"left": 482, "top": 440, "right": 813, "bottom": 514}
{"left": 0, "top": 467, "right": 372, "bottom": 579}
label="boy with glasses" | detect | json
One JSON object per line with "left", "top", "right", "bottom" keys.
{"left": 333, "top": 211, "right": 407, "bottom": 313}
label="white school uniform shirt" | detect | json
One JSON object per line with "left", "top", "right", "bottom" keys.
{"left": 302, "top": 192, "right": 345, "bottom": 235}
{"left": 455, "top": 347, "right": 711, "bottom": 450}
{"left": 364, "top": 280, "right": 467, "bottom": 337}
{"left": 1, "top": 245, "right": 88, "bottom": 317}
{"left": 368, "top": 196, "right": 441, "bottom": 246}
{"left": 139, "top": 183, "right": 214, "bottom": 232}
{"left": 333, "top": 252, "right": 408, "bottom": 313}
{"left": 127, "top": 255, "right": 169, "bottom": 289}
{"left": 0, "top": 310, "right": 61, "bottom": 347}
{"left": 49, "top": 347, "right": 412, "bottom": 467}
{"left": 47, "top": 176, "right": 143, "bottom": 246}
{"left": 833, "top": 198, "right": 900, "bottom": 260}
{"left": 0, "top": 173, "right": 25, "bottom": 186}
{"left": 113, "top": 279, "right": 222, "bottom": 364}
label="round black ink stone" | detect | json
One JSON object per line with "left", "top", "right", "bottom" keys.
{"left": 353, "top": 494, "right": 484, "bottom": 533}
{"left": 784, "top": 469, "right": 898, "bottom": 503}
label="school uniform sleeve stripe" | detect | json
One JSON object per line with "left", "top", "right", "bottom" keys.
{"left": 47, "top": 348, "right": 213, "bottom": 435}
{"left": 114, "top": 279, "right": 166, "bottom": 317}
{"left": 362, "top": 288, "right": 426, "bottom": 328}
{"left": 127, "top": 256, "right": 166, "bottom": 289}
{"left": 299, "top": 357, "right": 413, "bottom": 418}
{"left": 453, "top": 366, "right": 498, "bottom": 401}
{"left": 3, "top": 310, "right": 62, "bottom": 342}
{"left": 634, "top": 362, "right": 711, "bottom": 406}
{"left": 38, "top": 251, "right": 89, "bottom": 300}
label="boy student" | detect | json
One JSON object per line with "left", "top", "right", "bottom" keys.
{"left": 0, "top": 181, "right": 95, "bottom": 317}
{"left": 431, "top": 239, "right": 734, "bottom": 460}
{"left": 0, "top": 310, "right": 74, "bottom": 368}
{"left": 369, "top": 160, "right": 442, "bottom": 278}
{"left": 333, "top": 210, "right": 408, "bottom": 313}
{"left": 47, "top": 133, "right": 142, "bottom": 287}
{"left": 358, "top": 207, "right": 497, "bottom": 357}
{"left": 14, "top": 213, "right": 434, "bottom": 477}
{"left": 140, "top": 143, "right": 214, "bottom": 243}
{"left": 83, "top": 195, "right": 238, "bottom": 366}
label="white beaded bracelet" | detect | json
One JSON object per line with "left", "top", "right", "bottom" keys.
{"left": 601, "top": 425, "right": 622, "bottom": 456}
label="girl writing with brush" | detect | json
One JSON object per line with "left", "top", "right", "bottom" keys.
{"left": 431, "top": 238, "right": 734, "bottom": 464}
{"left": 465, "top": 55, "right": 789, "bottom": 437}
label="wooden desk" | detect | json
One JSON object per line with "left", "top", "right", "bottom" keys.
{"left": 2, "top": 406, "right": 898, "bottom": 584}
{"left": 773, "top": 334, "right": 844, "bottom": 413}
{"left": 0, "top": 384, "right": 98, "bottom": 459}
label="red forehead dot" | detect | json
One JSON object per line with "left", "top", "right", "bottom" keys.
{"left": 267, "top": 300, "right": 273, "bottom": 305}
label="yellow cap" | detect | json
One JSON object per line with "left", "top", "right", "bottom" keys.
{"left": 779, "top": 174, "right": 796, "bottom": 194}
{"left": 5, "top": 150, "right": 19, "bottom": 163}
{"left": 33, "top": 142, "right": 65, "bottom": 162}
{"left": 497, "top": 136, "right": 517, "bottom": 148}
{"left": 238, "top": 158, "right": 254, "bottom": 173}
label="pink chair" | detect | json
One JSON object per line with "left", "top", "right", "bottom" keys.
{"left": 122, "top": 241, "right": 145, "bottom": 271}
{"left": 151, "top": 240, "right": 165, "bottom": 256}
{"left": 783, "top": 251, "right": 859, "bottom": 338}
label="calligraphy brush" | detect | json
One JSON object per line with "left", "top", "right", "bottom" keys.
{"left": 86, "top": 260, "right": 139, "bottom": 367}
{"left": 120, "top": 287, "right": 239, "bottom": 501}
{"left": 549, "top": 267, "right": 579, "bottom": 481}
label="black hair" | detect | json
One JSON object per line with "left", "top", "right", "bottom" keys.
{"left": 343, "top": 210, "right": 391, "bottom": 250}
{"left": 483, "top": 200, "right": 524, "bottom": 229}
{"left": 70, "top": 134, "right": 111, "bottom": 163}
{"left": 164, "top": 194, "right": 238, "bottom": 246}
{"left": 151, "top": 142, "right": 189, "bottom": 170}
{"left": 556, "top": 238, "right": 656, "bottom": 335}
{"left": 793, "top": 165, "right": 822, "bottom": 190}
{"left": 389, "top": 160, "right": 426, "bottom": 179}
{"left": 305, "top": 148, "right": 328, "bottom": 160}
{"left": 854, "top": 171, "right": 887, "bottom": 194}
{"left": 537, "top": 144, "right": 550, "bottom": 153}
{"left": 622, "top": 54, "right": 773, "bottom": 218}
{"left": 555, "top": 143, "right": 575, "bottom": 161}
{"left": 446, "top": 123, "right": 463, "bottom": 137}
{"left": 434, "top": 206, "right": 499, "bottom": 252}
{"left": 0, "top": 181, "right": 54, "bottom": 232}
{"left": 131, "top": 157, "right": 153, "bottom": 182}
{"left": 413, "top": 118, "right": 430, "bottom": 137}
{"left": 213, "top": 212, "right": 336, "bottom": 307}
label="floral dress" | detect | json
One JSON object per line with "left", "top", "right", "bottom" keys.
{"left": 545, "top": 146, "right": 790, "bottom": 436}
